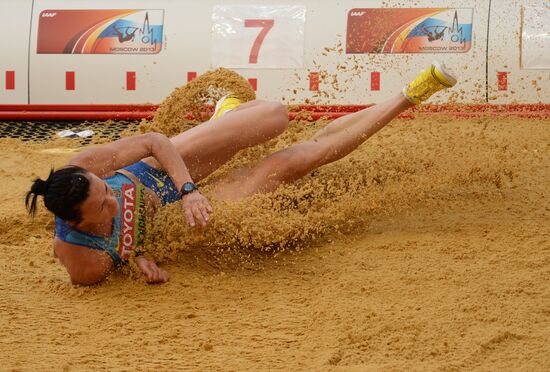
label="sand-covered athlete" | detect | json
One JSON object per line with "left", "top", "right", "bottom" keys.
{"left": 26, "top": 62, "right": 457, "bottom": 285}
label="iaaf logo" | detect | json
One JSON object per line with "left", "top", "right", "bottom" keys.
{"left": 41, "top": 12, "right": 57, "bottom": 18}
{"left": 350, "top": 11, "right": 366, "bottom": 17}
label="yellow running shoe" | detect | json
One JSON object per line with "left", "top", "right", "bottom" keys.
{"left": 403, "top": 60, "right": 457, "bottom": 104}
{"left": 211, "top": 95, "right": 242, "bottom": 120}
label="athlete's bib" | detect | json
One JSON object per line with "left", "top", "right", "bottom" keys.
{"left": 117, "top": 183, "right": 147, "bottom": 260}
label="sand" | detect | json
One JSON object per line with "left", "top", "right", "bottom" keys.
{"left": 0, "top": 113, "right": 549, "bottom": 370}
{"left": 139, "top": 68, "right": 256, "bottom": 137}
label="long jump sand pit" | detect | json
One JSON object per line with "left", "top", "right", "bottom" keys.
{"left": 0, "top": 114, "right": 549, "bottom": 370}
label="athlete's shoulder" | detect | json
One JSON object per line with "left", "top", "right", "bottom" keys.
{"left": 54, "top": 237, "right": 113, "bottom": 285}
{"left": 54, "top": 237, "right": 110, "bottom": 263}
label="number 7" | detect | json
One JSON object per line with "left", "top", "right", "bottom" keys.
{"left": 244, "top": 19, "right": 275, "bottom": 64}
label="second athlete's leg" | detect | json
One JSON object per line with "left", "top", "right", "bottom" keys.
{"left": 145, "top": 100, "right": 289, "bottom": 182}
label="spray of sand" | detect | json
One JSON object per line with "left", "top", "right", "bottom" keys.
{"left": 109, "top": 68, "right": 521, "bottom": 268}
{"left": 142, "top": 116, "right": 517, "bottom": 266}
{"left": 2, "top": 105, "right": 548, "bottom": 370}
{"left": 138, "top": 68, "right": 256, "bottom": 137}
{"left": 1, "top": 69, "right": 522, "bottom": 274}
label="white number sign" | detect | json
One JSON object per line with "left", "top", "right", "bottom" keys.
{"left": 212, "top": 5, "right": 306, "bottom": 69}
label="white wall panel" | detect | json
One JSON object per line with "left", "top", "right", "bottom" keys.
{"left": 29, "top": 0, "right": 189, "bottom": 104}
{"left": 488, "top": 0, "right": 549, "bottom": 103}
{"left": 285, "top": 0, "right": 488, "bottom": 105}
{"left": 0, "top": 0, "right": 545, "bottom": 105}
{"left": 0, "top": 0, "right": 32, "bottom": 104}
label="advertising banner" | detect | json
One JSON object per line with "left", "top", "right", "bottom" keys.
{"left": 521, "top": 6, "right": 550, "bottom": 69}
{"left": 346, "top": 8, "right": 473, "bottom": 54}
{"left": 37, "top": 9, "right": 164, "bottom": 54}
{"left": 212, "top": 5, "right": 306, "bottom": 68}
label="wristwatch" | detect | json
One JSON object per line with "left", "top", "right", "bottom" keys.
{"left": 180, "top": 182, "right": 198, "bottom": 196}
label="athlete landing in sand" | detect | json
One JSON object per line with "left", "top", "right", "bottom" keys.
{"left": 26, "top": 61, "right": 457, "bottom": 286}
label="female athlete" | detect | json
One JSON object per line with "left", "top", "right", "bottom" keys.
{"left": 26, "top": 62, "right": 457, "bottom": 285}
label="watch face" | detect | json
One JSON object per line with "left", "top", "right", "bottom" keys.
{"left": 183, "top": 182, "right": 196, "bottom": 193}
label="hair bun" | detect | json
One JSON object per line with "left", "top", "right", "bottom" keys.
{"left": 30, "top": 178, "right": 49, "bottom": 195}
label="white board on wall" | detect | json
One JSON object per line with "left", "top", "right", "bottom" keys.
{"left": 488, "top": 0, "right": 549, "bottom": 103}
{"left": 0, "top": 0, "right": 32, "bottom": 104}
{"left": 211, "top": 5, "right": 306, "bottom": 69}
{"left": 521, "top": 6, "right": 550, "bottom": 69}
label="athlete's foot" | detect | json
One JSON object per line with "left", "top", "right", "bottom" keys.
{"left": 403, "top": 60, "right": 457, "bottom": 104}
{"left": 211, "top": 95, "right": 242, "bottom": 120}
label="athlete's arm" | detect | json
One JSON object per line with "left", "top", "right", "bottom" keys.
{"left": 69, "top": 132, "right": 212, "bottom": 226}
{"left": 54, "top": 239, "right": 169, "bottom": 285}
{"left": 69, "top": 132, "right": 191, "bottom": 190}
{"left": 54, "top": 239, "right": 113, "bottom": 285}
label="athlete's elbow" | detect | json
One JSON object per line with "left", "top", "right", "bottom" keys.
{"left": 145, "top": 132, "right": 171, "bottom": 155}
{"left": 70, "top": 275, "right": 100, "bottom": 286}
{"left": 69, "top": 265, "right": 109, "bottom": 286}
{"left": 146, "top": 132, "right": 169, "bottom": 147}
{"left": 70, "top": 272, "right": 105, "bottom": 286}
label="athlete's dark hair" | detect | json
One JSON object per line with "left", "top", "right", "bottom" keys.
{"left": 25, "top": 166, "right": 90, "bottom": 222}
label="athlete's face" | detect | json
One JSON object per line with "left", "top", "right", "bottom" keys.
{"left": 78, "top": 173, "right": 119, "bottom": 225}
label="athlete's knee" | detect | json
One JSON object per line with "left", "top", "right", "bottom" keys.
{"left": 263, "top": 101, "right": 289, "bottom": 134}
{"left": 274, "top": 143, "right": 320, "bottom": 180}
{"left": 270, "top": 101, "right": 288, "bottom": 118}
{"left": 300, "top": 140, "right": 334, "bottom": 168}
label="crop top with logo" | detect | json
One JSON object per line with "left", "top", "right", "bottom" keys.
{"left": 54, "top": 172, "right": 147, "bottom": 266}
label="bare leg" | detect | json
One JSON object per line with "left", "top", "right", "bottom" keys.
{"left": 144, "top": 100, "right": 288, "bottom": 182}
{"left": 211, "top": 93, "right": 413, "bottom": 201}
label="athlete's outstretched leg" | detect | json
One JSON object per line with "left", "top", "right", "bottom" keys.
{"left": 212, "top": 61, "right": 457, "bottom": 201}
{"left": 211, "top": 93, "right": 412, "bottom": 200}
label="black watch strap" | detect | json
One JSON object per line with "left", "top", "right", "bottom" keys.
{"left": 180, "top": 182, "right": 198, "bottom": 196}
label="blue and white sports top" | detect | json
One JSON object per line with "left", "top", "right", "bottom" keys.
{"left": 54, "top": 172, "right": 147, "bottom": 266}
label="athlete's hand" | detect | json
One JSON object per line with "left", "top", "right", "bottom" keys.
{"left": 135, "top": 256, "right": 170, "bottom": 284}
{"left": 181, "top": 191, "right": 212, "bottom": 227}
